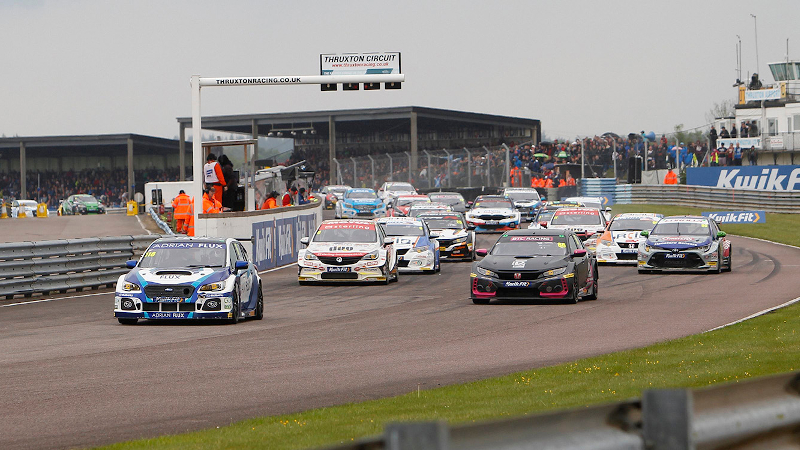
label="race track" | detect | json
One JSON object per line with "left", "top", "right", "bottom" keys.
{"left": 1, "top": 226, "right": 799, "bottom": 449}
{"left": 1, "top": 213, "right": 153, "bottom": 242}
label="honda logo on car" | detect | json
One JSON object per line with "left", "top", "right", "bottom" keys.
{"left": 514, "top": 273, "right": 522, "bottom": 279}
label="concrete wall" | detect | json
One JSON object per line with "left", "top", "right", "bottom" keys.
{"left": 198, "top": 201, "right": 323, "bottom": 270}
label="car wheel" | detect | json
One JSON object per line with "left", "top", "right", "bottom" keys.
{"left": 391, "top": 264, "right": 399, "bottom": 282}
{"left": 565, "top": 278, "right": 579, "bottom": 304}
{"left": 118, "top": 318, "right": 138, "bottom": 325}
{"left": 382, "top": 262, "right": 391, "bottom": 285}
{"left": 714, "top": 250, "right": 723, "bottom": 274}
{"left": 299, "top": 280, "right": 313, "bottom": 286}
{"left": 472, "top": 297, "right": 490, "bottom": 305}
{"left": 254, "top": 284, "right": 264, "bottom": 320}
{"left": 724, "top": 245, "right": 733, "bottom": 272}
{"left": 585, "top": 277, "right": 598, "bottom": 301}
{"left": 228, "top": 292, "right": 240, "bottom": 324}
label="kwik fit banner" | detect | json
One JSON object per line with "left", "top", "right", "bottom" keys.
{"left": 252, "top": 213, "right": 318, "bottom": 270}
{"left": 686, "top": 165, "right": 800, "bottom": 191}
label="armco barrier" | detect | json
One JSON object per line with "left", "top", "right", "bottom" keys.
{"left": 149, "top": 207, "right": 176, "bottom": 235}
{"left": 624, "top": 184, "right": 800, "bottom": 213}
{"left": 0, "top": 235, "right": 162, "bottom": 299}
{"left": 320, "top": 371, "right": 800, "bottom": 450}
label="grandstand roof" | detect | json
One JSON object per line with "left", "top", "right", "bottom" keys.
{"left": 176, "top": 106, "right": 540, "bottom": 141}
{"left": 0, "top": 134, "right": 179, "bottom": 157}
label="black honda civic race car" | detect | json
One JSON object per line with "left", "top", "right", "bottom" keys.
{"left": 470, "top": 229, "right": 598, "bottom": 304}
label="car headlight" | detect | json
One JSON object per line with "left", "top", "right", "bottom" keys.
{"left": 362, "top": 250, "right": 379, "bottom": 260}
{"left": 122, "top": 282, "right": 141, "bottom": 292}
{"left": 644, "top": 245, "right": 652, "bottom": 252}
{"left": 344, "top": 203, "right": 354, "bottom": 209}
{"left": 453, "top": 236, "right": 468, "bottom": 244}
{"left": 304, "top": 252, "right": 318, "bottom": 261}
{"left": 543, "top": 267, "right": 567, "bottom": 277}
{"left": 411, "top": 247, "right": 429, "bottom": 254}
{"left": 476, "top": 266, "right": 497, "bottom": 278}
{"left": 199, "top": 281, "right": 226, "bottom": 292}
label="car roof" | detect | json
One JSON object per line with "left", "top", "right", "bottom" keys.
{"left": 347, "top": 188, "right": 375, "bottom": 193}
{"left": 377, "top": 217, "right": 424, "bottom": 224}
{"left": 322, "top": 218, "right": 374, "bottom": 225}
{"left": 474, "top": 195, "right": 509, "bottom": 201}
{"left": 554, "top": 207, "right": 601, "bottom": 214}
{"left": 153, "top": 236, "right": 229, "bottom": 245}
{"left": 428, "top": 191, "right": 463, "bottom": 196}
{"left": 500, "top": 228, "right": 574, "bottom": 237}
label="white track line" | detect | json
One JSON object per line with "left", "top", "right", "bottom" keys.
{"left": 706, "top": 296, "right": 800, "bottom": 332}
{"left": 1, "top": 264, "right": 294, "bottom": 308}
{"left": 135, "top": 214, "right": 153, "bottom": 235}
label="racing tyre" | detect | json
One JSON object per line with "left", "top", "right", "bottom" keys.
{"left": 254, "top": 284, "right": 264, "bottom": 320}
{"left": 565, "top": 278, "right": 579, "bottom": 304}
{"left": 585, "top": 266, "right": 598, "bottom": 300}
{"left": 723, "top": 245, "right": 733, "bottom": 272}
{"left": 382, "top": 262, "right": 391, "bottom": 285}
{"left": 472, "top": 297, "right": 490, "bottom": 305}
{"left": 118, "top": 318, "right": 138, "bottom": 325}
{"left": 713, "top": 250, "right": 723, "bottom": 274}
{"left": 228, "top": 292, "right": 240, "bottom": 324}
{"left": 391, "top": 264, "right": 399, "bottom": 282}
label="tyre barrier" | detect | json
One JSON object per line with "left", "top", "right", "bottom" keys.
{"left": 0, "top": 235, "right": 164, "bottom": 299}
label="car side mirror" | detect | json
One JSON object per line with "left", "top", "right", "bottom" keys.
{"left": 539, "top": 221, "right": 548, "bottom": 228}
{"left": 466, "top": 201, "right": 474, "bottom": 207}
{"left": 300, "top": 237, "right": 310, "bottom": 246}
{"left": 126, "top": 260, "right": 137, "bottom": 269}
{"left": 604, "top": 207, "right": 612, "bottom": 212}
{"left": 476, "top": 249, "right": 488, "bottom": 257}
{"left": 717, "top": 231, "right": 727, "bottom": 238}
{"left": 383, "top": 237, "right": 394, "bottom": 246}
{"left": 234, "top": 260, "right": 249, "bottom": 272}
{"left": 640, "top": 231, "right": 649, "bottom": 237}
{"left": 571, "top": 249, "right": 587, "bottom": 258}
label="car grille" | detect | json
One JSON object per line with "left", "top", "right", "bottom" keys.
{"left": 478, "top": 214, "right": 508, "bottom": 220}
{"left": 318, "top": 255, "right": 363, "bottom": 265}
{"left": 616, "top": 253, "right": 638, "bottom": 260}
{"left": 144, "top": 284, "right": 195, "bottom": 299}
{"left": 321, "top": 272, "right": 359, "bottom": 280}
{"left": 495, "top": 288, "right": 538, "bottom": 298}
{"left": 649, "top": 252, "right": 705, "bottom": 268}
{"left": 355, "top": 204, "right": 374, "bottom": 212}
{"left": 142, "top": 302, "right": 196, "bottom": 312}
{"left": 397, "top": 260, "right": 410, "bottom": 267}
{"left": 496, "top": 270, "right": 545, "bottom": 281}
{"left": 618, "top": 242, "right": 638, "bottom": 248}
{"left": 395, "top": 248, "right": 409, "bottom": 256}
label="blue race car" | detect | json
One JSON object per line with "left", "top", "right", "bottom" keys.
{"left": 335, "top": 188, "right": 387, "bottom": 219}
{"left": 114, "top": 237, "right": 263, "bottom": 324}
{"left": 377, "top": 217, "right": 440, "bottom": 273}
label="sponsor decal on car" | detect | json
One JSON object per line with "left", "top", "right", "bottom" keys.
{"left": 502, "top": 281, "right": 531, "bottom": 288}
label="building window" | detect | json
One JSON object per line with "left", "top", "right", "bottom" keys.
{"left": 768, "top": 118, "right": 778, "bottom": 136}
{"left": 793, "top": 115, "right": 800, "bottom": 133}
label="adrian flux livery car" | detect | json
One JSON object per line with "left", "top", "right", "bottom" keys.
{"left": 335, "top": 188, "right": 387, "bottom": 219}
{"left": 114, "top": 237, "right": 263, "bottom": 324}
{"left": 377, "top": 217, "right": 440, "bottom": 273}
{"left": 638, "top": 216, "right": 732, "bottom": 273}
{"left": 298, "top": 219, "right": 399, "bottom": 283}
{"left": 465, "top": 196, "right": 520, "bottom": 232}
{"left": 591, "top": 213, "right": 663, "bottom": 264}
{"left": 470, "top": 229, "right": 598, "bottom": 304}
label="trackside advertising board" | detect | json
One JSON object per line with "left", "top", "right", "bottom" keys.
{"left": 252, "top": 213, "right": 318, "bottom": 270}
{"left": 686, "top": 165, "right": 800, "bottom": 191}
{"left": 321, "top": 52, "right": 401, "bottom": 75}
{"left": 702, "top": 211, "right": 766, "bottom": 224}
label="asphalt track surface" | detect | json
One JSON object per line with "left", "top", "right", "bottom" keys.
{"left": 2, "top": 217, "right": 800, "bottom": 449}
{"left": 2, "top": 213, "right": 153, "bottom": 242}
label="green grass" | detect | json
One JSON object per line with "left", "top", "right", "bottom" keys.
{"left": 98, "top": 203, "right": 800, "bottom": 450}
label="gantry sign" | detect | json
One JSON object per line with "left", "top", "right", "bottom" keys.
{"left": 189, "top": 53, "right": 404, "bottom": 226}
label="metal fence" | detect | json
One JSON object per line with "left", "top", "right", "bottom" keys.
{"left": 334, "top": 145, "right": 513, "bottom": 190}
{"left": 320, "top": 371, "right": 800, "bottom": 450}
{"left": 0, "top": 235, "right": 161, "bottom": 299}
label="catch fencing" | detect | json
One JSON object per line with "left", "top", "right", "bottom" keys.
{"left": 0, "top": 235, "right": 161, "bottom": 299}
{"left": 320, "top": 371, "right": 800, "bottom": 450}
{"left": 333, "top": 145, "right": 512, "bottom": 190}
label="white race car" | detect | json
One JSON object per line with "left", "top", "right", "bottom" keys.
{"left": 377, "top": 181, "right": 417, "bottom": 205}
{"left": 11, "top": 200, "right": 38, "bottom": 218}
{"left": 377, "top": 217, "right": 440, "bottom": 273}
{"left": 563, "top": 196, "right": 612, "bottom": 221}
{"left": 408, "top": 202, "right": 452, "bottom": 217}
{"left": 298, "top": 219, "right": 399, "bottom": 284}
{"left": 465, "top": 195, "right": 520, "bottom": 232}
{"left": 502, "top": 187, "right": 543, "bottom": 222}
{"left": 545, "top": 207, "right": 607, "bottom": 243}
{"left": 589, "top": 213, "right": 663, "bottom": 264}
{"left": 418, "top": 212, "right": 475, "bottom": 261}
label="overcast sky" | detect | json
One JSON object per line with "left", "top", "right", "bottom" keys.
{"left": 2, "top": 0, "right": 799, "bottom": 141}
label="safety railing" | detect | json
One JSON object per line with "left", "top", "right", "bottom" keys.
{"left": 319, "top": 371, "right": 800, "bottom": 450}
{"left": 0, "top": 235, "right": 162, "bottom": 299}
{"left": 149, "top": 207, "right": 176, "bottom": 235}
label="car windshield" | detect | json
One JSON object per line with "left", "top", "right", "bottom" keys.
{"left": 346, "top": 191, "right": 377, "bottom": 200}
{"left": 313, "top": 223, "right": 377, "bottom": 243}
{"left": 505, "top": 191, "right": 540, "bottom": 202}
{"left": 138, "top": 242, "right": 227, "bottom": 268}
{"left": 651, "top": 221, "right": 710, "bottom": 236}
{"left": 474, "top": 200, "right": 512, "bottom": 209}
{"left": 535, "top": 211, "right": 556, "bottom": 222}
{"left": 551, "top": 211, "right": 602, "bottom": 226}
{"left": 76, "top": 195, "right": 98, "bottom": 203}
{"left": 386, "top": 183, "right": 414, "bottom": 192}
{"left": 491, "top": 235, "right": 568, "bottom": 256}
{"left": 329, "top": 188, "right": 348, "bottom": 195}
{"left": 422, "top": 216, "right": 464, "bottom": 229}
{"left": 429, "top": 194, "right": 464, "bottom": 205}
{"left": 397, "top": 198, "right": 429, "bottom": 207}
{"left": 610, "top": 218, "right": 659, "bottom": 231}
{"left": 381, "top": 223, "right": 425, "bottom": 236}
{"left": 409, "top": 206, "right": 447, "bottom": 217}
